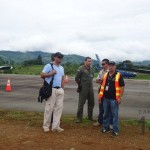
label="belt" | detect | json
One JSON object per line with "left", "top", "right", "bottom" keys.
{"left": 53, "top": 86, "right": 61, "bottom": 89}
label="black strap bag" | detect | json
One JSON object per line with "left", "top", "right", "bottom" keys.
{"left": 38, "top": 63, "right": 54, "bottom": 103}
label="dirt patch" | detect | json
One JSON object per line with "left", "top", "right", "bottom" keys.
{"left": 0, "top": 110, "right": 150, "bottom": 150}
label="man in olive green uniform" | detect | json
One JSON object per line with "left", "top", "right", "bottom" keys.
{"left": 75, "top": 57, "right": 95, "bottom": 123}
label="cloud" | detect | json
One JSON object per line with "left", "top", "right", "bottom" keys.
{"left": 0, "top": 0, "right": 150, "bottom": 61}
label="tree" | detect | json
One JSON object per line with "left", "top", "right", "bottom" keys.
{"left": 0, "top": 57, "right": 5, "bottom": 65}
{"left": 23, "top": 55, "right": 43, "bottom": 66}
{"left": 122, "top": 60, "right": 133, "bottom": 68}
{"left": 37, "top": 55, "right": 43, "bottom": 65}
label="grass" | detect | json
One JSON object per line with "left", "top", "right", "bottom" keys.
{"left": 1, "top": 109, "right": 150, "bottom": 128}
{"left": 134, "top": 73, "right": 150, "bottom": 80}
{"left": 2, "top": 65, "right": 149, "bottom": 80}
{"left": 0, "top": 109, "right": 95, "bottom": 127}
{"left": 0, "top": 109, "right": 43, "bottom": 127}
{"left": 0, "top": 109, "right": 150, "bottom": 133}
{"left": 4, "top": 65, "right": 43, "bottom": 75}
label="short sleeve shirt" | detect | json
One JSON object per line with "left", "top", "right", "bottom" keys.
{"left": 42, "top": 63, "right": 64, "bottom": 87}
{"left": 96, "top": 69, "right": 109, "bottom": 80}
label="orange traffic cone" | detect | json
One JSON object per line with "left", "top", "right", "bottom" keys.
{"left": 6, "top": 78, "right": 12, "bottom": 92}
{"left": 64, "top": 75, "right": 69, "bottom": 83}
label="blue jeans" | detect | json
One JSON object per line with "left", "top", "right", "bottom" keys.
{"left": 103, "top": 98, "right": 119, "bottom": 133}
{"left": 98, "top": 99, "right": 113, "bottom": 125}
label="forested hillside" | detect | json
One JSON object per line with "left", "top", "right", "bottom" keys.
{"left": 0, "top": 50, "right": 92, "bottom": 65}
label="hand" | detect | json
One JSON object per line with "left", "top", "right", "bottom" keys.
{"left": 117, "top": 98, "right": 122, "bottom": 104}
{"left": 51, "top": 70, "right": 56, "bottom": 75}
{"left": 98, "top": 95, "right": 101, "bottom": 103}
{"left": 96, "top": 79, "right": 102, "bottom": 84}
{"left": 99, "top": 100, "right": 101, "bottom": 104}
{"left": 96, "top": 79, "right": 101, "bottom": 83}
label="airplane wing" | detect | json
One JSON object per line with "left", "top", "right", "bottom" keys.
{"left": 0, "top": 66, "right": 13, "bottom": 70}
{"left": 117, "top": 70, "right": 137, "bottom": 78}
{"left": 121, "top": 68, "right": 150, "bottom": 74}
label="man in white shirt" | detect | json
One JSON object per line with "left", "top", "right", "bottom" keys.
{"left": 94, "top": 59, "right": 110, "bottom": 126}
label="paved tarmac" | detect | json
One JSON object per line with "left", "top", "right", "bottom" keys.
{"left": 0, "top": 74, "right": 150, "bottom": 120}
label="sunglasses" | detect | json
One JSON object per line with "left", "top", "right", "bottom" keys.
{"left": 57, "top": 55, "right": 63, "bottom": 59}
{"left": 102, "top": 63, "right": 106, "bottom": 66}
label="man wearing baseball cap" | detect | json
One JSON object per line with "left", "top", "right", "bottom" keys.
{"left": 98, "top": 61, "right": 125, "bottom": 136}
{"left": 41, "top": 52, "right": 65, "bottom": 133}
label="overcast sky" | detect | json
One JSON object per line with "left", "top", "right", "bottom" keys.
{"left": 0, "top": 0, "right": 150, "bottom": 61}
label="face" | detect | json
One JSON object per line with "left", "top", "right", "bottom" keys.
{"left": 101, "top": 61, "right": 108, "bottom": 69}
{"left": 54, "top": 55, "right": 63, "bottom": 63}
{"left": 108, "top": 64, "right": 116, "bottom": 73}
{"left": 85, "top": 58, "right": 92, "bottom": 67}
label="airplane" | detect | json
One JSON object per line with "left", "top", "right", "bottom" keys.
{"left": 116, "top": 69, "right": 137, "bottom": 78}
{"left": 118, "top": 66, "right": 150, "bottom": 74}
{"left": 95, "top": 54, "right": 101, "bottom": 68}
{"left": 94, "top": 54, "right": 137, "bottom": 78}
{"left": 0, "top": 66, "right": 13, "bottom": 70}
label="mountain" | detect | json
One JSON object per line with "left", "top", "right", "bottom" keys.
{"left": 0, "top": 50, "right": 149, "bottom": 66}
{"left": 0, "top": 50, "right": 98, "bottom": 65}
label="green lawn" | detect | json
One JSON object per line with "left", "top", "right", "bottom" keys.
{"left": 2, "top": 65, "right": 150, "bottom": 80}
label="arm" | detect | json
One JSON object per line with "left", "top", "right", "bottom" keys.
{"left": 117, "top": 86, "right": 124, "bottom": 104}
{"left": 75, "top": 67, "right": 83, "bottom": 92}
{"left": 40, "top": 64, "right": 56, "bottom": 79}
{"left": 75, "top": 67, "right": 82, "bottom": 85}
{"left": 120, "top": 86, "right": 124, "bottom": 97}
{"left": 118, "top": 75, "right": 125, "bottom": 104}
{"left": 40, "top": 70, "right": 56, "bottom": 79}
{"left": 61, "top": 76, "right": 65, "bottom": 89}
{"left": 96, "top": 70, "right": 104, "bottom": 84}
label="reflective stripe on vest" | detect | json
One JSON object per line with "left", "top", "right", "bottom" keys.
{"left": 99, "top": 72, "right": 121, "bottom": 101}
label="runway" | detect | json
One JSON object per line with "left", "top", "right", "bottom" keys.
{"left": 0, "top": 74, "right": 150, "bottom": 120}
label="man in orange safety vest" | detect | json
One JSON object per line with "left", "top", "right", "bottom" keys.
{"left": 98, "top": 61, "right": 125, "bottom": 137}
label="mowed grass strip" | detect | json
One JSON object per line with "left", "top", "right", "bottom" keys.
{"left": 1, "top": 109, "right": 150, "bottom": 129}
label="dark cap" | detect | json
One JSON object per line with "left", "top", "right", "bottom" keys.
{"left": 109, "top": 61, "right": 116, "bottom": 65}
{"left": 53, "top": 52, "right": 64, "bottom": 58}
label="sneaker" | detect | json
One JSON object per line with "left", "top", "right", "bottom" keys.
{"left": 101, "top": 128, "right": 110, "bottom": 134}
{"left": 93, "top": 122, "right": 101, "bottom": 126}
{"left": 43, "top": 128, "right": 50, "bottom": 133}
{"left": 111, "top": 131, "right": 119, "bottom": 137}
{"left": 110, "top": 124, "right": 113, "bottom": 130}
{"left": 52, "top": 127, "right": 64, "bottom": 133}
{"left": 75, "top": 119, "right": 82, "bottom": 124}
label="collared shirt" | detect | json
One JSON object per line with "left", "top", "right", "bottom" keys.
{"left": 96, "top": 69, "right": 109, "bottom": 80}
{"left": 75, "top": 65, "right": 94, "bottom": 85}
{"left": 42, "top": 63, "right": 64, "bottom": 87}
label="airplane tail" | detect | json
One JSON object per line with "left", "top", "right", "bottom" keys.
{"left": 95, "top": 54, "right": 101, "bottom": 67}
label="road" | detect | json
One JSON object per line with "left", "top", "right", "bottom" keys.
{"left": 0, "top": 74, "right": 150, "bottom": 120}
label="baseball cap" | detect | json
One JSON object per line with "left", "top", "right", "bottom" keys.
{"left": 109, "top": 61, "right": 116, "bottom": 65}
{"left": 53, "top": 52, "right": 64, "bottom": 58}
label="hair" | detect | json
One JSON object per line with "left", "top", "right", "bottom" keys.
{"left": 102, "top": 59, "right": 109, "bottom": 64}
{"left": 51, "top": 54, "right": 54, "bottom": 61}
{"left": 85, "top": 57, "right": 91, "bottom": 61}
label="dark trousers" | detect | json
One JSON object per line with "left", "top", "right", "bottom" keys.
{"left": 98, "top": 99, "right": 104, "bottom": 124}
{"left": 77, "top": 86, "right": 95, "bottom": 120}
{"left": 97, "top": 99, "right": 113, "bottom": 125}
